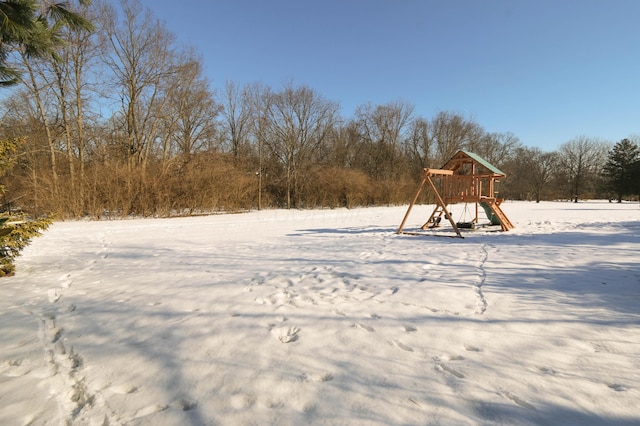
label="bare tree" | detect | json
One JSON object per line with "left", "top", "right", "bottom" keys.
{"left": 354, "top": 100, "right": 414, "bottom": 180}
{"left": 405, "top": 116, "right": 435, "bottom": 172}
{"left": 19, "top": 52, "right": 61, "bottom": 196}
{"left": 531, "top": 150, "right": 560, "bottom": 202}
{"left": 161, "top": 50, "right": 220, "bottom": 161}
{"left": 468, "top": 132, "right": 521, "bottom": 168}
{"left": 430, "top": 111, "right": 484, "bottom": 165}
{"left": 316, "top": 120, "right": 357, "bottom": 169}
{"left": 263, "top": 83, "right": 338, "bottom": 208}
{"left": 504, "top": 147, "right": 558, "bottom": 202}
{"left": 44, "top": 2, "right": 102, "bottom": 214}
{"left": 559, "top": 136, "right": 609, "bottom": 202}
{"left": 218, "top": 80, "right": 252, "bottom": 158}
{"left": 1, "top": 90, "right": 54, "bottom": 213}
{"left": 101, "top": 0, "right": 175, "bottom": 169}
{"left": 244, "top": 82, "right": 273, "bottom": 209}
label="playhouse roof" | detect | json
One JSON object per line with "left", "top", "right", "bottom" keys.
{"left": 442, "top": 150, "right": 506, "bottom": 177}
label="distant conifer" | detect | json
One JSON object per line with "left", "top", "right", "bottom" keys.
{"left": 602, "top": 139, "right": 640, "bottom": 202}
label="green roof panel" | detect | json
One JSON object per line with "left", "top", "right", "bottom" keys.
{"left": 460, "top": 150, "right": 506, "bottom": 176}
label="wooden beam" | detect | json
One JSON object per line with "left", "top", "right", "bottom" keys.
{"left": 423, "top": 168, "right": 454, "bottom": 177}
{"left": 397, "top": 174, "right": 427, "bottom": 234}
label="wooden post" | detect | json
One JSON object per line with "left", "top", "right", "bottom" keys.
{"left": 397, "top": 170, "right": 428, "bottom": 234}
{"left": 426, "top": 174, "right": 462, "bottom": 238}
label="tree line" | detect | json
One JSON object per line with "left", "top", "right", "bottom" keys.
{"left": 0, "top": 0, "right": 97, "bottom": 274}
{"left": 1, "top": 0, "right": 639, "bottom": 224}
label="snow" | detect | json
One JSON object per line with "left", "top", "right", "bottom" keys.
{"left": 1, "top": 200, "right": 639, "bottom": 425}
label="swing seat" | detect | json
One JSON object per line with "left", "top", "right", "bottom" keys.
{"left": 456, "top": 221, "right": 476, "bottom": 229}
{"left": 453, "top": 202, "right": 475, "bottom": 229}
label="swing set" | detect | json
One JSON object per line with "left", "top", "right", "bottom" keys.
{"left": 397, "top": 150, "right": 514, "bottom": 238}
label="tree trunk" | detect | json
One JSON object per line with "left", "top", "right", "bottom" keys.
{"left": 54, "top": 63, "right": 78, "bottom": 214}
{"left": 74, "top": 60, "right": 87, "bottom": 214}
{"left": 24, "top": 59, "right": 59, "bottom": 198}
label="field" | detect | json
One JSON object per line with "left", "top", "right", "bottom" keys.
{"left": 1, "top": 201, "right": 639, "bottom": 425}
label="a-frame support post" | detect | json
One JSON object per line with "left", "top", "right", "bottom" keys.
{"left": 425, "top": 173, "right": 462, "bottom": 238}
{"left": 397, "top": 168, "right": 463, "bottom": 238}
{"left": 397, "top": 171, "right": 427, "bottom": 234}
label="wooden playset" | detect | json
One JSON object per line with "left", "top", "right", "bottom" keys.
{"left": 397, "top": 150, "right": 514, "bottom": 238}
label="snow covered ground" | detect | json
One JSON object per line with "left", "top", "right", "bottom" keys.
{"left": 1, "top": 200, "right": 639, "bottom": 425}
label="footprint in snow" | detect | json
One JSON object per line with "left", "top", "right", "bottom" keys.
{"left": 438, "top": 363, "right": 465, "bottom": 379}
{"left": 48, "top": 289, "right": 61, "bottom": 303}
{"left": 355, "top": 323, "right": 375, "bottom": 332}
{"left": 501, "top": 391, "right": 535, "bottom": 409}
{"left": 538, "top": 366, "right": 556, "bottom": 375}
{"left": 61, "top": 304, "right": 76, "bottom": 313}
{"left": 109, "top": 383, "right": 138, "bottom": 395}
{"left": 230, "top": 394, "right": 256, "bottom": 409}
{"left": 172, "top": 398, "right": 198, "bottom": 411}
{"left": 302, "top": 372, "right": 334, "bottom": 382}
{"left": 607, "top": 383, "right": 627, "bottom": 392}
{"left": 59, "top": 273, "right": 73, "bottom": 288}
{"left": 133, "top": 404, "right": 168, "bottom": 419}
{"left": 3, "top": 360, "right": 31, "bottom": 377}
{"left": 272, "top": 326, "right": 300, "bottom": 343}
{"left": 447, "top": 354, "right": 465, "bottom": 361}
{"left": 392, "top": 340, "right": 413, "bottom": 352}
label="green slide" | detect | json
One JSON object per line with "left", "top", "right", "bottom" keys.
{"left": 480, "top": 202, "right": 501, "bottom": 226}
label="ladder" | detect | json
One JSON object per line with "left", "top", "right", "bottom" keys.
{"left": 422, "top": 205, "right": 447, "bottom": 229}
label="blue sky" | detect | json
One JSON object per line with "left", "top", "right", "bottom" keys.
{"left": 140, "top": 0, "right": 639, "bottom": 151}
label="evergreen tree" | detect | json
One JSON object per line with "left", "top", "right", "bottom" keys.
{"left": 632, "top": 158, "right": 640, "bottom": 200}
{"left": 0, "top": 138, "right": 52, "bottom": 276}
{"left": 602, "top": 139, "right": 640, "bottom": 202}
{"left": 0, "top": 0, "right": 94, "bottom": 86}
